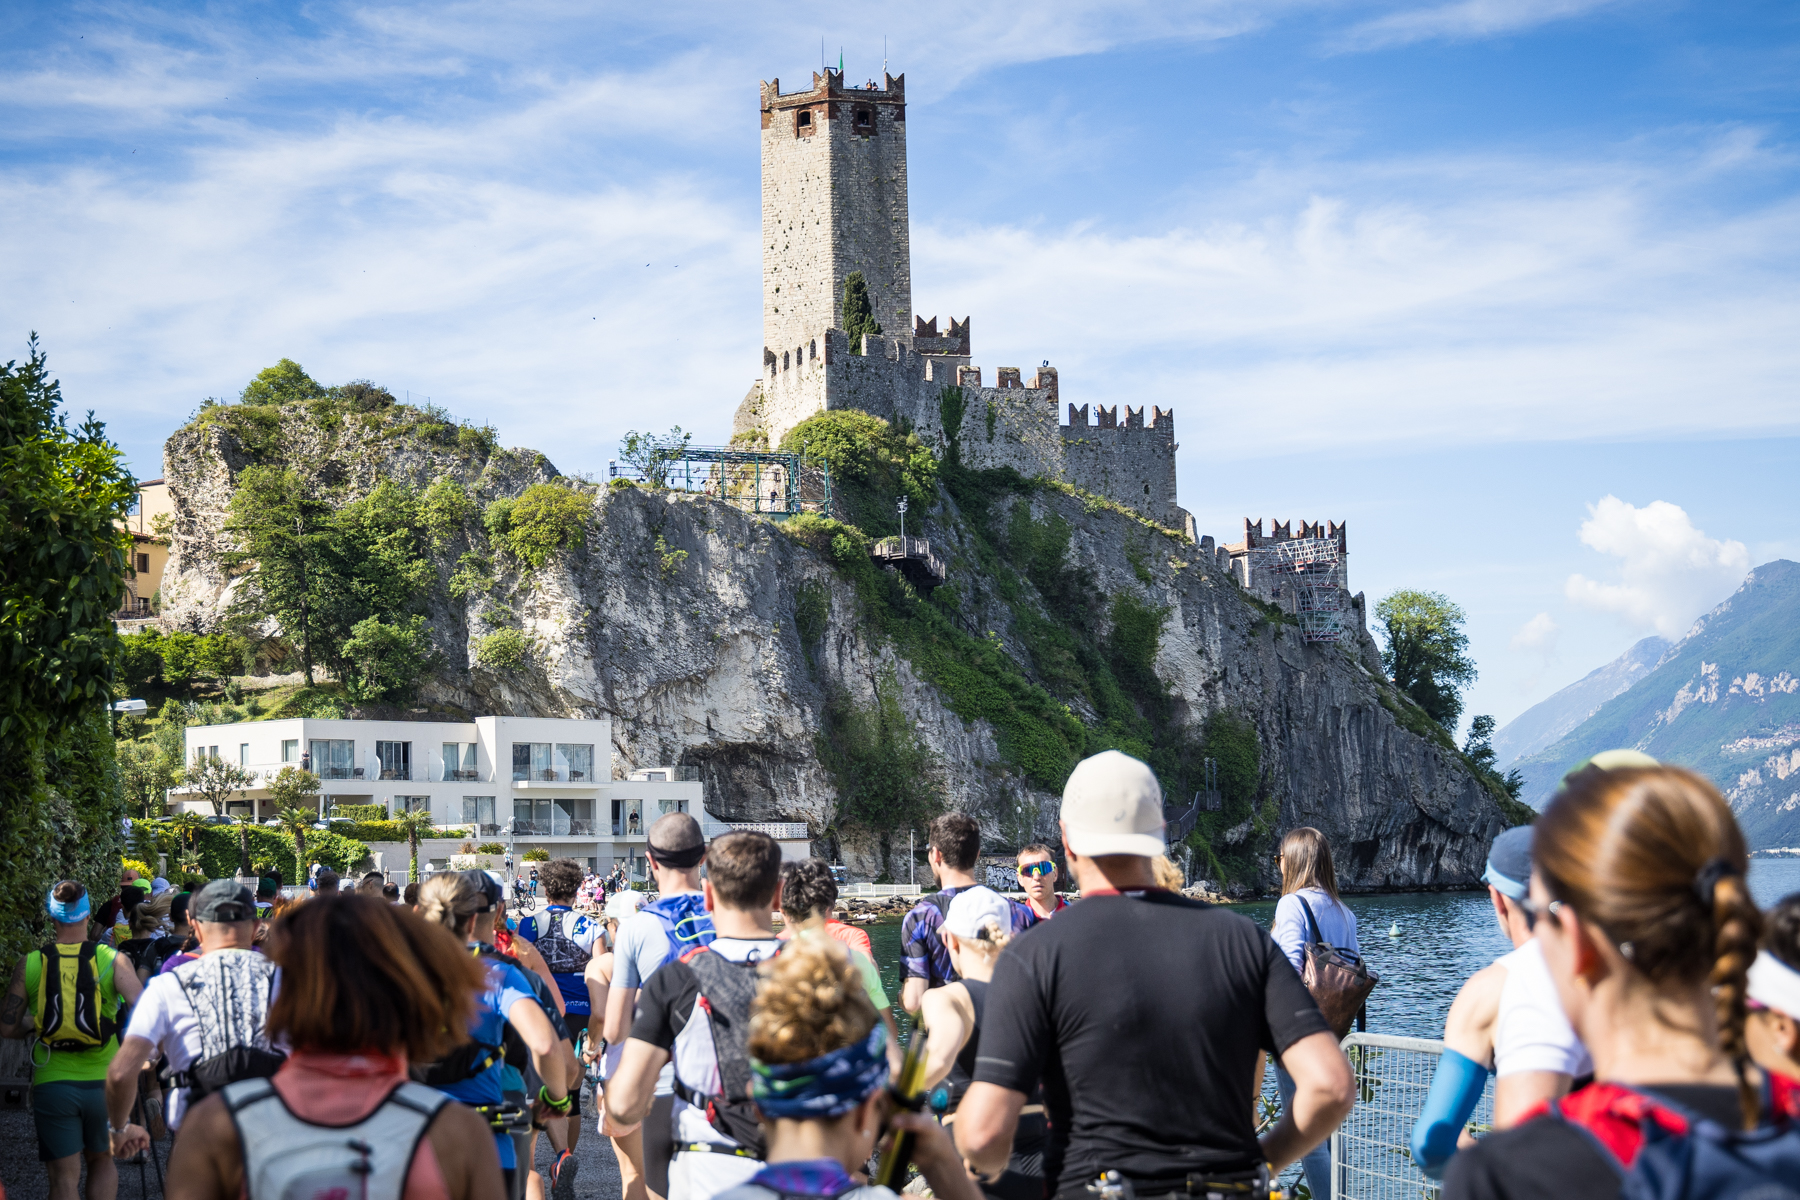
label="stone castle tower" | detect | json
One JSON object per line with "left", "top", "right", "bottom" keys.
{"left": 737, "top": 68, "right": 1186, "bottom": 532}
{"left": 761, "top": 72, "right": 912, "bottom": 366}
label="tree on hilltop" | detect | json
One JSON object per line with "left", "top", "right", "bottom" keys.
{"left": 1375, "top": 589, "right": 1476, "bottom": 729}
{"left": 240, "top": 359, "right": 327, "bottom": 406}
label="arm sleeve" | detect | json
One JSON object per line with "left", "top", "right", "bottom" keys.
{"left": 969, "top": 946, "right": 1048, "bottom": 1095}
{"left": 1409, "top": 1048, "right": 1490, "bottom": 1179}
{"left": 1261, "top": 930, "right": 1330, "bottom": 1055}
{"left": 1269, "top": 896, "right": 1307, "bottom": 975}
{"left": 629, "top": 966, "right": 695, "bottom": 1051}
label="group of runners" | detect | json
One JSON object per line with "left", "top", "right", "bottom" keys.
{"left": 6, "top": 746, "right": 1800, "bottom": 1200}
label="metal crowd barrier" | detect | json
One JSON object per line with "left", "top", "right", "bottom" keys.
{"left": 1331, "top": 1033, "right": 1492, "bottom": 1199}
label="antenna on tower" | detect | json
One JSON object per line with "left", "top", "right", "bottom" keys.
{"left": 883, "top": 36, "right": 888, "bottom": 76}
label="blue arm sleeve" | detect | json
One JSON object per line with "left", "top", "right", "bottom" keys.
{"left": 1409, "top": 1048, "right": 1489, "bottom": 1180}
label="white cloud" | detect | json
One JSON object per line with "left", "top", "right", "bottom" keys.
{"left": 1337, "top": 0, "right": 1631, "bottom": 52}
{"left": 1564, "top": 497, "right": 1751, "bottom": 637}
{"left": 1510, "top": 611, "right": 1559, "bottom": 654}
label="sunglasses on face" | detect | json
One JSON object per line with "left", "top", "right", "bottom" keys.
{"left": 1017, "top": 861, "right": 1055, "bottom": 879}
{"left": 1515, "top": 894, "right": 1565, "bottom": 932}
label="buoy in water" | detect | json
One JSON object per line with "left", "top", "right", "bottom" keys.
{"left": 1389, "top": 922, "right": 1401, "bottom": 937}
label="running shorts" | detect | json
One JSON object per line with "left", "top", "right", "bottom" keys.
{"left": 33, "top": 1080, "right": 109, "bottom": 1161}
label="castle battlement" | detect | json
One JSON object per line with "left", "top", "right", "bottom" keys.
{"left": 739, "top": 66, "right": 1187, "bottom": 531}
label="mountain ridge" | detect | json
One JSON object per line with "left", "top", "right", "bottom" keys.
{"left": 1494, "top": 634, "right": 1670, "bottom": 767}
{"left": 1511, "top": 560, "right": 1800, "bottom": 846}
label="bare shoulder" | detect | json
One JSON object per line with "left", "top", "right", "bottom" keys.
{"left": 1442, "top": 962, "right": 1506, "bottom": 1062}
{"left": 165, "top": 1092, "right": 240, "bottom": 1199}
{"left": 426, "top": 1101, "right": 504, "bottom": 1199}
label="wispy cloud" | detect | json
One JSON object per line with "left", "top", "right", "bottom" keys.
{"left": 1336, "top": 0, "right": 1632, "bottom": 53}
{"left": 1565, "top": 496, "right": 1751, "bottom": 637}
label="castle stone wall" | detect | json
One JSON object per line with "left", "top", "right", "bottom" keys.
{"left": 761, "top": 72, "right": 910, "bottom": 370}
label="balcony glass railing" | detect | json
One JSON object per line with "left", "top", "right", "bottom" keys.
{"left": 510, "top": 767, "right": 596, "bottom": 783}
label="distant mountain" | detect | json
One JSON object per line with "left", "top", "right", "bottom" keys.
{"left": 1494, "top": 635, "right": 1670, "bottom": 767}
{"left": 1511, "top": 561, "right": 1800, "bottom": 848}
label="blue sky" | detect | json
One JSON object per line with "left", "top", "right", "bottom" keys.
{"left": 4, "top": 1, "right": 1797, "bottom": 740}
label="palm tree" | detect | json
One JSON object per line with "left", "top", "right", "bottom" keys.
{"left": 276, "top": 805, "right": 313, "bottom": 881}
{"left": 232, "top": 812, "right": 258, "bottom": 878}
{"left": 394, "top": 807, "right": 436, "bottom": 884}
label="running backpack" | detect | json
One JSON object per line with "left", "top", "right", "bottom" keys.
{"left": 224, "top": 1075, "right": 448, "bottom": 1200}
{"left": 166, "top": 951, "right": 285, "bottom": 1100}
{"left": 1546, "top": 1080, "right": 1800, "bottom": 1200}
{"left": 641, "top": 893, "right": 715, "bottom": 961}
{"left": 670, "top": 944, "right": 779, "bottom": 1157}
{"left": 522, "top": 907, "right": 594, "bottom": 976}
{"left": 31, "top": 942, "right": 116, "bottom": 1050}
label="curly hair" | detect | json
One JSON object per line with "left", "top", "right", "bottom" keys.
{"left": 539, "top": 858, "right": 585, "bottom": 902}
{"left": 749, "top": 934, "right": 877, "bottom": 1066}
{"left": 1536, "top": 764, "right": 1762, "bottom": 1128}
{"left": 781, "top": 858, "right": 838, "bottom": 923}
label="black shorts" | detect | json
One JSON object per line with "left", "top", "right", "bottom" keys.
{"left": 644, "top": 1092, "right": 675, "bottom": 1198}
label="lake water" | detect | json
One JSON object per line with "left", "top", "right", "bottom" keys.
{"left": 864, "top": 858, "right": 1800, "bottom": 1041}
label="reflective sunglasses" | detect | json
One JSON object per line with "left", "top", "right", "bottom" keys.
{"left": 1017, "top": 860, "right": 1056, "bottom": 879}
{"left": 1515, "top": 894, "right": 1566, "bottom": 932}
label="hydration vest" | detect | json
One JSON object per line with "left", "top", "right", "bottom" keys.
{"left": 641, "top": 893, "right": 716, "bottom": 962}
{"left": 223, "top": 1076, "right": 448, "bottom": 1200}
{"left": 670, "top": 943, "right": 779, "bottom": 1158}
{"left": 29, "top": 942, "right": 116, "bottom": 1051}
{"left": 521, "top": 907, "right": 593, "bottom": 976}
{"left": 1538, "top": 1079, "right": 1800, "bottom": 1199}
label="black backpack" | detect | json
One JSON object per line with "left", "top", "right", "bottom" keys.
{"left": 524, "top": 909, "right": 594, "bottom": 977}
{"left": 670, "top": 945, "right": 779, "bottom": 1157}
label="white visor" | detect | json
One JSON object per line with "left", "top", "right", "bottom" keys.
{"left": 1747, "top": 950, "right": 1800, "bottom": 1019}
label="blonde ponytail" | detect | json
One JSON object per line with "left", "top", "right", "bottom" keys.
{"left": 418, "top": 872, "right": 481, "bottom": 935}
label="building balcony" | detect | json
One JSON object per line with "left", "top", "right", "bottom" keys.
{"left": 510, "top": 768, "right": 599, "bottom": 786}
{"left": 508, "top": 818, "right": 604, "bottom": 838}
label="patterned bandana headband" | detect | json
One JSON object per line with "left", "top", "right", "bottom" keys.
{"left": 752, "top": 1025, "right": 890, "bottom": 1120}
{"left": 45, "top": 886, "right": 90, "bottom": 925}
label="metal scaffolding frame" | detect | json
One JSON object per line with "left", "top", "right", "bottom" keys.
{"left": 609, "top": 441, "right": 831, "bottom": 519}
{"left": 1258, "top": 536, "right": 1348, "bottom": 643}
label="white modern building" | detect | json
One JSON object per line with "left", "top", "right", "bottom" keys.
{"left": 174, "top": 714, "right": 809, "bottom": 875}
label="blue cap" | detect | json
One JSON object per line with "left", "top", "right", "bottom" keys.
{"left": 1482, "top": 825, "right": 1533, "bottom": 901}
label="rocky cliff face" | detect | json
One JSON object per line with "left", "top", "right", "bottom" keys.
{"left": 157, "top": 400, "right": 1510, "bottom": 890}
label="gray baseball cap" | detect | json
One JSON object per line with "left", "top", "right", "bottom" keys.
{"left": 191, "top": 879, "right": 257, "bottom": 924}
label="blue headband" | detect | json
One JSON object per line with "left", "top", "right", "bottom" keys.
{"left": 46, "top": 887, "right": 90, "bottom": 925}
{"left": 751, "top": 1025, "right": 890, "bottom": 1120}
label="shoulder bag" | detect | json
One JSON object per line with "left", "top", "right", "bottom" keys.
{"left": 1296, "top": 894, "right": 1378, "bottom": 1039}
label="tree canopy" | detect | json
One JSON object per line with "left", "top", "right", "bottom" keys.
{"left": 1375, "top": 589, "right": 1477, "bottom": 729}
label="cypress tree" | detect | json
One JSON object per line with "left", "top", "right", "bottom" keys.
{"left": 840, "top": 271, "right": 882, "bottom": 354}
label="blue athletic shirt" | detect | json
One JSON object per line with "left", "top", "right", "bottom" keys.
{"left": 434, "top": 950, "right": 538, "bottom": 1170}
{"left": 517, "top": 905, "right": 602, "bottom": 1016}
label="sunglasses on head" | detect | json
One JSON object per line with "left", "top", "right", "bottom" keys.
{"left": 1017, "top": 860, "right": 1055, "bottom": 879}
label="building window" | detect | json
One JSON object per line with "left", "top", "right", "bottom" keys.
{"left": 137, "top": 553, "right": 151, "bottom": 573}
{"left": 310, "top": 739, "right": 356, "bottom": 779}
{"left": 796, "top": 109, "right": 812, "bottom": 134}
{"left": 396, "top": 795, "right": 430, "bottom": 815}
{"left": 376, "top": 741, "right": 412, "bottom": 780}
{"left": 516, "top": 797, "right": 594, "bottom": 836}
{"left": 512, "top": 742, "right": 553, "bottom": 782}
{"left": 239, "top": 743, "right": 250, "bottom": 766}
{"left": 613, "top": 798, "right": 646, "bottom": 836}
{"left": 854, "top": 105, "right": 873, "bottom": 132}
{"left": 462, "top": 796, "right": 497, "bottom": 834}
{"left": 556, "top": 744, "right": 594, "bottom": 781}
{"left": 444, "top": 742, "right": 478, "bottom": 781}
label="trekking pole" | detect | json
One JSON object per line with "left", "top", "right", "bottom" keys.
{"left": 873, "top": 1017, "right": 931, "bottom": 1190}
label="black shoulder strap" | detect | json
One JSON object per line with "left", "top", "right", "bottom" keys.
{"left": 1296, "top": 895, "right": 1326, "bottom": 948}
{"left": 683, "top": 950, "right": 763, "bottom": 1112}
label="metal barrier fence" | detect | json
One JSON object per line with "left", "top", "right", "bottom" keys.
{"left": 839, "top": 883, "right": 924, "bottom": 898}
{"left": 1332, "top": 1033, "right": 1490, "bottom": 1199}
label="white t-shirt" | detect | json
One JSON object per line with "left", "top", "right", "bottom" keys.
{"left": 124, "top": 949, "right": 280, "bottom": 1128}
{"left": 1494, "top": 938, "right": 1591, "bottom": 1078}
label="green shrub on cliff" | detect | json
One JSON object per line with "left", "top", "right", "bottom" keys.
{"left": 780, "top": 411, "right": 935, "bottom": 539}
{"left": 500, "top": 484, "right": 590, "bottom": 570}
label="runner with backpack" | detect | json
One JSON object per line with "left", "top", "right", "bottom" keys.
{"left": 105, "top": 879, "right": 280, "bottom": 1156}
{"left": 603, "top": 812, "right": 717, "bottom": 1200}
{"left": 607, "top": 830, "right": 785, "bottom": 1200}
{"left": 161, "top": 892, "right": 504, "bottom": 1199}
{"left": 1443, "top": 760, "right": 1800, "bottom": 1198}
{"left": 415, "top": 869, "right": 573, "bottom": 1200}
{"left": 0, "top": 880, "right": 144, "bottom": 1200}
{"left": 518, "top": 858, "right": 604, "bottom": 1042}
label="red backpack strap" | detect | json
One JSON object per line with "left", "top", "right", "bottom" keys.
{"left": 679, "top": 943, "right": 711, "bottom": 965}
{"left": 1551, "top": 1082, "right": 1690, "bottom": 1170}
{"left": 1767, "top": 1070, "right": 1800, "bottom": 1122}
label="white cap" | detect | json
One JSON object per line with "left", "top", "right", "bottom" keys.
{"left": 1060, "top": 750, "right": 1164, "bottom": 858}
{"left": 1748, "top": 950, "right": 1800, "bottom": 1019}
{"left": 605, "top": 890, "right": 644, "bottom": 921}
{"left": 943, "top": 887, "right": 1014, "bottom": 941}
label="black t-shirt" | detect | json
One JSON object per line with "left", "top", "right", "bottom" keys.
{"left": 1442, "top": 1084, "right": 1745, "bottom": 1200}
{"left": 972, "top": 889, "right": 1329, "bottom": 1192}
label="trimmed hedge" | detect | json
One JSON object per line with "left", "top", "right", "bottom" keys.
{"left": 141, "top": 820, "right": 369, "bottom": 882}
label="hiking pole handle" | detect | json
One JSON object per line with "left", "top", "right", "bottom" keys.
{"left": 873, "top": 1020, "right": 931, "bottom": 1190}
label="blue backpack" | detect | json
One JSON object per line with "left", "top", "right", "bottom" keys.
{"left": 640, "top": 893, "right": 715, "bottom": 966}
{"left": 1552, "top": 1080, "right": 1800, "bottom": 1200}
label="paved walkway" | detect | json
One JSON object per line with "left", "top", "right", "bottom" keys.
{"left": 0, "top": 1093, "right": 625, "bottom": 1199}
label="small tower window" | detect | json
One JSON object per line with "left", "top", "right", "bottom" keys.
{"left": 795, "top": 109, "right": 814, "bottom": 137}
{"left": 797, "top": 110, "right": 811, "bottom": 127}
{"left": 782, "top": 351, "right": 790, "bottom": 370}
{"left": 853, "top": 105, "right": 873, "bottom": 134}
